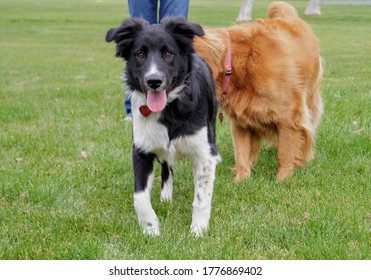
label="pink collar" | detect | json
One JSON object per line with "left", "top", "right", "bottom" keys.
{"left": 218, "top": 47, "right": 232, "bottom": 123}
{"left": 222, "top": 47, "right": 232, "bottom": 95}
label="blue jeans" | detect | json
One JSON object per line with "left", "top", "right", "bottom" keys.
{"left": 124, "top": 91, "right": 132, "bottom": 115}
{"left": 128, "top": 0, "right": 190, "bottom": 24}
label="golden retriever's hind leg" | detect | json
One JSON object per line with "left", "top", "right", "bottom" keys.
{"left": 277, "top": 103, "right": 317, "bottom": 181}
{"left": 230, "top": 121, "right": 257, "bottom": 181}
{"left": 308, "top": 58, "right": 324, "bottom": 132}
{"left": 308, "top": 88, "right": 324, "bottom": 138}
{"left": 277, "top": 125, "right": 301, "bottom": 180}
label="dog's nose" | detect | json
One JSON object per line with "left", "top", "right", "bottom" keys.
{"left": 146, "top": 78, "right": 163, "bottom": 90}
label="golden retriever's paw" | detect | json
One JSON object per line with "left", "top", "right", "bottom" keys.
{"left": 277, "top": 168, "right": 294, "bottom": 181}
{"left": 307, "top": 150, "right": 315, "bottom": 162}
{"left": 232, "top": 165, "right": 251, "bottom": 182}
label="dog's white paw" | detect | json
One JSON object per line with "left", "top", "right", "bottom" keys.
{"left": 134, "top": 191, "right": 161, "bottom": 236}
{"left": 190, "top": 224, "right": 207, "bottom": 237}
{"left": 141, "top": 220, "right": 161, "bottom": 236}
{"left": 160, "top": 188, "right": 172, "bottom": 202}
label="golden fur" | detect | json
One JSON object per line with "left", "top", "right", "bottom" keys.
{"left": 194, "top": 1, "right": 323, "bottom": 180}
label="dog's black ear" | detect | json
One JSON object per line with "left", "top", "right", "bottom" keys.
{"left": 161, "top": 17, "right": 204, "bottom": 53}
{"left": 105, "top": 18, "right": 148, "bottom": 59}
{"left": 105, "top": 27, "right": 119, "bottom": 42}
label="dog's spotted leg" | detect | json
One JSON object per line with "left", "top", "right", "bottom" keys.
{"left": 190, "top": 157, "right": 217, "bottom": 237}
{"left": 160, "top": 162, "right": 173, "bottom": 202}
{"left": 133, "top": 147, "right": 160, "bottom": 235}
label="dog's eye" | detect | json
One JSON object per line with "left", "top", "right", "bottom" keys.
{"left": 136, "top": 52, "right": 145, "bottom": 60}
{"left": 163, "top": 51, "right": 173, "bottom": 60}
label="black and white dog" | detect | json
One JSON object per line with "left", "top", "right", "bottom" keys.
{"left": 106, "top": 17, "right": 220, "bottom": 236}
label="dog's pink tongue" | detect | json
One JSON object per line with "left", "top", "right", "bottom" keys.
{"left": 146, "top": 90, "right": 167, "bottom": 112}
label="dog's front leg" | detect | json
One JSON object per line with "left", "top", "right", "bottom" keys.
{"left": 132, "top": 146, "right": 160, "bottom": 235}
{"left": 190, "top": 157, "right": 217, "bottom": 236}
{"left": 230, "top": 121, "right": 255, "bottom": 181}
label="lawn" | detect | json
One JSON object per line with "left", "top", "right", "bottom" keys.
{"left": 0, "top": 0, "right": 370, "bottom": 259}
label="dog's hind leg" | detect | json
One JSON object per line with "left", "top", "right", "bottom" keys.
{"left": 277, "top": 123, "right": 313, "bottom": 180}
{"left": 160, "top": 162, "right": 173, "bottom": 202}
{"left": 308, "top": 58, "right": 324, "bottom": 132}
{"left": 308, "top": 88, "right": 323, "bottom": 139}
{"left": 276, "top": 125, "right": 297, "bottom": 180}
{"left": 132, "top": 147, "right": 160, "bottom": 235}
{"left": 190, "top": 157, "right": 217, "bottom": 237}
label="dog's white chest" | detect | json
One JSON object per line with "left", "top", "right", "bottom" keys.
{"left": 133, "top": 115, "right": 174, "bottom": 161}
{"left": 132, "top": 113, "right": 210, "bottom": 165}
{"left": 131, "top": 91, "right": 206, "bottom": 163}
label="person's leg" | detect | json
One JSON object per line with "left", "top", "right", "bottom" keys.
{"left": 121, "top": 69, "right": 132, "bottom": 120}
{"left": 124, "top": 92, "right": 132, "bottom": 121}
{"left": 236, "top": 0, "right": 254, "bottom": 23}
{"left": 128, "top": 0, "right": 158, "bottom": 24}
{"left": 159, "top": 0, "right": 189, "bottom": 21}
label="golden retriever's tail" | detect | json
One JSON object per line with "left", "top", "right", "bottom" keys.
{"left": 268, "top": 1, "right": 298, "bottom": 20}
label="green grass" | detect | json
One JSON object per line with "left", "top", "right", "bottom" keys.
{"left": 0, "top": 0, "right": 370, "bottom": 259}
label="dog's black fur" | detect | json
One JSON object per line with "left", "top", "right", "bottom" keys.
{"left": 106, "top": 17, "right": 219, "bottom": 236}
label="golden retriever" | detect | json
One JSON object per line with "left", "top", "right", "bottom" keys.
{"left": 194, "top": 1, "right": 323, "bottom": 181}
